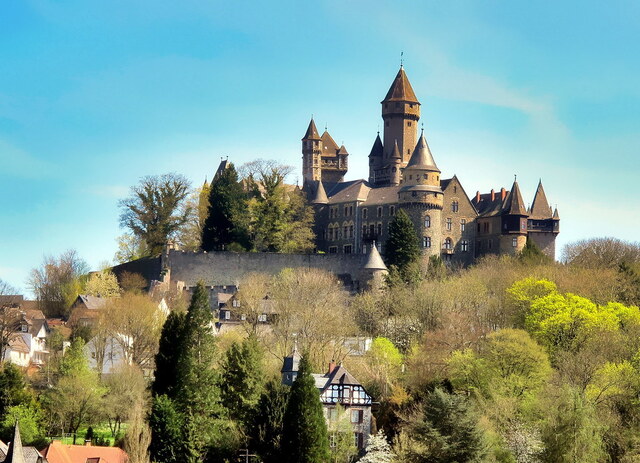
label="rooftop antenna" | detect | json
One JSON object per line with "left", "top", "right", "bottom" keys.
{"left": 400, "top": 51, "right": 404, "bottom": 68}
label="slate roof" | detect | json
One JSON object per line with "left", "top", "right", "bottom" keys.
{"left": 363, "top": 244, "right": 387, "bottom": 271}
{"left": 75, "top": 295, "right": 108, "bottom": 311}
{"left": 320, "top": 131, "right": 340, "bottom": 156}
{"left": 382, "top": 67, "right": 419, "bottom": 103}
{"left": 1, "top": 423, "right": 25, "bottom": 463}
{"left": 406, "top": 133, "right": 439, "bottom": 172}
{"left": 502, "top": 181, "right": 528, "bottom": 216}
{"left": 368, "top": 134, "right": 383, "bottom": 158}
{"left": 325, "top": 180, "right": 370, "bottom": 203}
{"left": 472, "top": 191, "right": 506, "bottom": 217}
{"left": 390, "top": 140, "right": 402, "bottom": 159}
{"left": 313, "top": 365, "right": 363, "bottom": 392}
{"left": 312, "top": 181, "right": 329, "bottom": 205}
{"left": 302, "top": 118, "right": 321, "bottom": 140}
{"left": 529, "top": 180, "right": 552, "bottom": 219}
{"left": 281, "top": 347, "right": 301, "bottom": 373}
{"left": 360, "top": 186, "right": 400, "bottom": 206}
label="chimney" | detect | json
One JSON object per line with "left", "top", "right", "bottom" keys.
{"left": 490, "top": 189, "right": 495, "bottom": 201}
{"left": 327, "top": 360, "right": 336, "bottom": 375}
{"left": 500, "top": 187, "right": 507, "bottom": 200}
{"left": 475, "top": 191, "right": 480, "bottom": 202}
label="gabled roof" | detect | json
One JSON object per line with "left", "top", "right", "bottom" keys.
{"left": 314, "top": 365, "right": 363, "bottom": 392}
{"left": 74, "top": 295, "right": 108, "bottom": 311}
{"left": 281, "top": 346, "right": 301, "bottom": 373}
{"left": 406, "top": 133, "right": 440, "bottom": 172}
{"left": 530, "top": 180, "right": 552, "bottom": 219}
{"left": 368, "top": 134, "right": 383, "bottom": 158}
{"left": 213, "top": 159, "right": 229, "bottom": 181}
{"left": 382, "top": 67, "right": 419, "bottom": 104}
{"left": 325, "top": 180, "right": 370, "bottom": 204}
{"left": 363, "top": 244, "right": 387, "bottom": 271}
{"left": 302, "top": 118, "right": 321, "bottom": 140}
{"left": 361, "top": 186, "right": 400, "bottom": 206}
{"left": 320, "top": 131, "right": 339, "bottom": 156}
{"left": 502, "top": 180, "right": 528, "bottom": 216}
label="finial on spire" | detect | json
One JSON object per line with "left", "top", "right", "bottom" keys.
{"left": 421, "top": 122, "right": 424, "bottom": 134}
{"left": 514, "top": 174, "right": 517, "bottom": 182}
{"left": 400, "top": 51, "right": 404, "bottom": 68}
{"left": 325, "top": 123, "right": 328, "bottom": 132}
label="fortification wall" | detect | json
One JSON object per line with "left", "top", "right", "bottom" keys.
{"left": 164, "top": 250, "right": 369, "bottom": 287}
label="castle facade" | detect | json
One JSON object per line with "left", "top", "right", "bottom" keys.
{"left": 303, "top": 66, "right": 560, "bottom": 264}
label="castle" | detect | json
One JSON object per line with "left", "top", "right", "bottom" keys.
{"left": 303, "top": 66, "right": 560, "bottom": 264}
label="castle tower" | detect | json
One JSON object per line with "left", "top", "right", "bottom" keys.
{"left": 361, "top": 242, "right": 388, "bottom": 292}
{"left": 500, "top": 179, "right": 529, "bottom": 254}
{"left": 526, "top": 180, "right": 560, "bottom": 258}
{"left": 398, "top": 132, "right": 443, "bottom": 257}
{"left": 382, "top": 66, "right": 420, "bottom": 164}
{"left": 368, "top": 132, "right": 383, "bottom": 184}
{"left": 302, "top": 118, "right": 322, "bottom": 185}
{"left": 389, "top": 140, "right": 403, "bottom": 186}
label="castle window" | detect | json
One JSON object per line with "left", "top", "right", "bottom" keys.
{"left": 344, "top": 245, "right": 352, "bottom": 254}
{"left": 424, "top": 215, "right": 431, "bottom": 228}
{"left": 512, "top": 237, "right": 518, "bottom": 247}
{"left": 444, "top": 238, "right": 453, "bottom": 250}
{"left": 412, "top": 192, "right": 417, "bottom": 197}
{"left": 377, "top": 206, "right": 383, "bottom": 218}
{"left": 349, "top": 205, "right": 353, "bottom": 216}
{"left": 460, "top": 219, "right": 466, "bottom": 231}
{"left": 424, "top": 174, "right": 428, "bottom": 179}
{"left": 488, "top": 239, "right": 492, "bottom": 250}
{"left": 362, "top": 208, "right": 368, "bottom": 219}
{"left": 483, "top": 222, "right": 489, "bottom": 233}
{"left": 446, "top": 218, "right": 452, "bottom": 230}
{"left": 344, "top": 206, "right": 348, "bottom": 216}
{"left": 454, "top": 186, "right": 458, "bottom": 193}
{"left": 423, "top": 236, "right": 431, "bottom": 248}
{"left": 349, "top": 225, "right": 354, "bottom": 238}
{"left": 407, "top": 149, "right": 410, "bottom": 154}
{"left": 452, "top": 201, "right": 459, "bottom": 212}
{"left": 390, "top": 206, "right": 396, "bottom": 216}
{"left": 329, "top": 246, "right": 337, "bottom": 254}
{"left": 377, "top": 223, "right": 382, "bottom": 236}
{"left": 461, "top": 240, "right": 469, "bottom": 252}
{"left": 395, "top": 102, "right": 400, "bottom": 108}
{"left": 370, "top": 224, "right": 375, "bottom": 236}
{"left": 343, "top": 225, "right": 348, "bottom": 237}
{"left": 408, "top": 121, "right": 412, "bottom": 127}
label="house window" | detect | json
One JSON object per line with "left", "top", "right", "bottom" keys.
{"left": 21, "top": 325, "right": 28, "bottom": 332}
{"left": 224, "top": 311, "right": 230, "bottom": 320}
{"left": 351, "top": 409, "right": 363, "bottom": 424}
{"left": 488, "top": 239, "right": 493, "bottom": 250}
{"left": 258, "top": 314, "right": 267, "bottom": 322}
{"left": 446, "top": 218, "right": 452, "bottom": 230}
{"left": 460, "top": 219, "right": 466, "bottom": 232}
{"left": 444, "top": 238, "right": 453, "bottom": 250}
{"left": 483, "top": 222, "right": 489, "bottom": 233}
{"left": 362, "top": 208, "right": 368, "bottom": 219}
{"left": 390, "top": 206, "right": 396, "bottom": 216}
{"left": 461, "top": 240, "right": 469, "bottom": 252}
{"left": 423, "top": 236, "right": 431, "bottom": 248}
{"left": 354, "top": 433, "right": 364, "bottom": 449}
{"left": 452, "top": 201, "right": 459, "bottom": 212}
{"left": 512, "top": 237, "right": 518, "bottom": 247}
{"left": 377, "top": 206, "right": 383, "bottom": 218}
{"left": 344, "top": 245, "right": 353, "bottom": 254}
{"left": 329, "top": 246, "right": 338, "bottom": 254}
{"left": 424, "top": 215, "right": 431, "bottom": 228}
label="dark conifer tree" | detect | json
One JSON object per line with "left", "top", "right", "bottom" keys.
{"left": 250, "top": 380, "right": 289, "bottom": 463}
{"left": 219, "top": 335, "right": 265, "bottom": 424}
{"left": 519, "top": 237, "right": 551, "bottom": 265}
{"left": 151, "top": 311, "right": 186, "bottom": 397}
{"left": 282, "top": 355, "right": 330, "bottom": 463}
{"left": 384, "top": 209, "right": 421, "bottom": 278}
{"left": 149, "top": 395, "right": 190, "bottom": 463}
{"left": 201, "top": 163, "right": 249, "bottom": 251}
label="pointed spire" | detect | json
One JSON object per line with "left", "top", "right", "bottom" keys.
{"left": 320, "top": 130, "right": 339, "bottom": 153}
{"left": 364, "top": 242, "right": 388, "bottom": 271}
{"left": 382, "top": 67, "right": 419, "bottom": 104}
{"left": 503, "top": 180, "right": 528, "bottom": 216}
{"left": 337, "top": 144, "right": 349, "bottom": 155}
{"left": 390, "top": 140, "right": 402, "bottom": 160}
{"left": 5, "top": 422, "right": 26, "bottom": 463}
{"left": 553, "top": 207, "right": 560, "bottom": 219}
{"left": 530, "top": 179, "right": 552, "bottom": 219}
{"left": 406, "top": 134, "right": 440, "bottom": 172}
{"left": 368, "top": 133, "right": 383, "bottom": 158}
{"left": 302, "top": 118, "right": 321, "bottom": 140}
{"left": 312, "top": 181, "right": 329, "bottom": 205}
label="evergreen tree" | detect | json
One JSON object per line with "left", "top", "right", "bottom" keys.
{"left": 250, "top": 380, "right": 289, "bottom": 463}
{"left": 404, "top": 388, "right": 486, "bottom": 463}
{"left": 219, "top": 335, "right": 265, "bottom": 424}
{"left": 384, "top": 209, "right": 421, "bottom": 279}
{"left": 519, "top": 237, "right": 551, "bottom": 265}
{"left": 201, "top": 163, "right": 249, "bottom": 251}
{"left": 152, "top": 311, "right": 186, "bottom": 397}
{"left": 282, "top": 355, "right": 330, "bottom": 463}
{"left": 149, "top": 395, "right": 188, "bottom": 463}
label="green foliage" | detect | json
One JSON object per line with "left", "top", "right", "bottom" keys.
{"left": 384, "top": 209, "right": 421, "bottom": 282}
{"left": 282, "top": 355, "right": 330, "bottom": 463}
{"left": 219, "top": 335, "right": 265, "bottom": 424}
{"left": 401, "top": 388, "right": 486, "bottom": 463}
{"left": 119, "top": 173, "right": 192, "bottom": 256}
{"left": 250, "top": 380, "right": 289, "bottom": 463}
{"left": 201, "top": 163, "right": 250, "bottom": 251}
{"left": 1, "top": 403, "right": 45, "bottom": 445}
{"left": 149, "top": 395, "right": 186, "bottom": 463}
{"left": 366, "top": 337, "right": 404, "bottom": 398}
{"left": 58, "top": 337, "right": 90, "bottom": 376}
{"left": 0, "top": 363, "right": 34, "bottom": 417}
{"left": 519, "top": 237, "right": 552, "bottom": 265}
{"left": 152, "top": 310, "right": 186, "bottom": 397}
{"left": 84, "top": 269, "right": 121, "bottom": 298}
{"left": 328, "top": 405, "right": 357, "bottom": 463}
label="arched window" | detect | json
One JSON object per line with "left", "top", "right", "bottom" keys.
{"left": 362, "top": 208, "right": 368, "bottom": 219}
{"left": 424, "top": 215, "right": 431, "bottom": 228}
{"left": 444, "top": 238, "right": 453, "bottom": 250}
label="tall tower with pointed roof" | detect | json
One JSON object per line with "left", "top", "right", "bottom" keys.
{"left": 302, "top": 118, "right": 322, "bottom": 184}
{"left": 382, "top": 66, "right": 420, "bottom": 165}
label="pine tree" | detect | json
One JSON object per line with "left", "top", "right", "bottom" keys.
{"left": 384, "top": 209, "right": 421, "bottom": 278}
{"left": 219, "top": 335, "right": 265, "bottom": 424}
{"left": 519, "top": 237, "right": 551, "bottom": 265}
{"left": 148, "top": 395, "right": 187, "bottom": 463}
{"left": 201, "top": 163, "right": 249, "bottom": 251}
{"left": 282, "top": 355, "right": 330, "bottom": 463}
{"left": 152, "top": 311, "right": 186, "bottom": 397}
{"left": 250, "top": 380, "right": 289, "bottom": 463}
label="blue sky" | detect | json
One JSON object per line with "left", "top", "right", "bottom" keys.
{"left": 1, "top": 0, "right": 639, "bottom": 293}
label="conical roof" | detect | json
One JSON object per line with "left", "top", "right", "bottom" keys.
{"left": 4, "top": 422, "right": 26, "bottom": 463}
{"left": 312, "top": 181, "right": 329, "bottom": 205}
{"left": 302, "top": 118, "right": 321, "bottom": 140}
{"left": 337, "top": 144, "right": 349, "bottom": 155}
{"left": 390, "top": 140, "right": 402, "bottom": 160}
{"left": 382, "top": 67, "right": 419, "bottom": 103}
{"left": 368, "top": 133, "right": 383, "bottom": 158}
{"left": 502, "top": 180, "right": 528, "bottom": 216}
{"left": 530, "top": 180, "right": 552, "bottom": 219}
{"left": 364, "top": 243, "right": 388, "bottom": 271}
{"left": 553, "top": 207, "right": 560, "bottom": 219}
{"left": 406, "top": 134, "right": 440, "bottom": 172}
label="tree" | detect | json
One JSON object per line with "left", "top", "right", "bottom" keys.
{"left": 0, "top": 404, "right": 45, "bottom": 446}
{"left": 562, "top": 238, "right": 640, "bottom": 269}
{"left": 0, "top": 279, "right": 20, "bottom": 362}
{"left": 250, "top": 380, "right": 289, "bottom": 463}
{"left": 103, "top": 364, "right": 147, "bottom": 438}
{"left": 359, "top": 430, "right": 394, "bottom": 463}
{"left": 149, "top": 395, "right": 186, "bottom": 463}
{"left": 519, "top": 237, "right": 552, "bottom": 265}
{"left": 124, "top": 398, "right": 152, "bottom": 463}
{"left": 84, "top": 270, "right": 121, "bottom": 298}
{"left": 364, "top": 337, "right": 403, "bottom": 398}
{"left": 152, "top": 310, "right": 186, "bottom": 397}
{"left": 113, "top": 234, "right": 149, "bottom": 264}
{"left": 400, "top": 388, "right": 486, "bottom": 463}
{"left": 0, "top": 363, "right": 36, "bottom": 421}
{"left": 201, "top": 162, "right": 249, "bottom": 251}
{"left": 384, "top": 209, "right": 421, "bottom": 280}
{"left": 28, "top": 250, "right": 88, "bottom": 318}
{"left": 119, "top": 173, "right": 192, "bottom": 256}
{"left": 282, "top": 355, "right": 330, "bottom": 463}
{"left": 328, "top": 405, "right": 357, "bottom": 463}
{"left": 219, "top": 335, "right": 265, "bottom": 424}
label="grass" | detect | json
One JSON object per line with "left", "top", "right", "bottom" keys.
{"left": 50, "top": 423, "right": 127, "bottom": 446}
